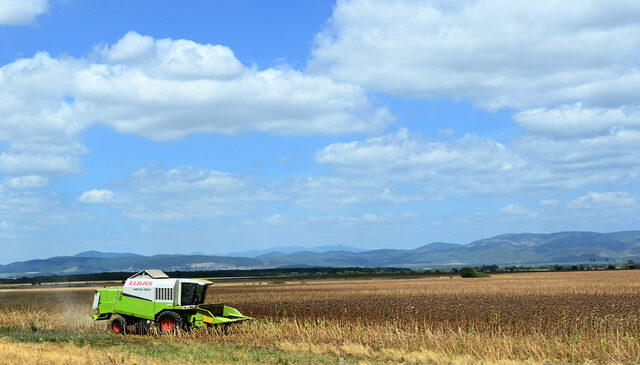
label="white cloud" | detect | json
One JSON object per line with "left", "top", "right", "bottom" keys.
{"left": 0, "top": 32, "right": 391, "bottom": 176}
{"left": 0, "top": 150, "right": 83, "bottom": 176}
{"left": 131, "top": 166, "right": 244, "bottom": 194}
{"left": 5, "top": 175, "right": 48, "bottom": 189}
{"left": 0, "top": 0, "right": 48, "bottom": 25}
{"left": 0, "top": 53, "right": 84, "bottom": 142}
{"left": 567, "top": 192, "right": 636, "bottom": 210}
{"left": 273, "top": 175, "right": 419, "bottom": 210}
{"left": 500, "top": 204, "right": 531, "bottom": 216}
{"left": 305, "top": 212, "right": 404, "bottom": 224}
{"left": 514, "top": 103, "right": 640, "bottom": 138}
{"left": 315, "top": 128, "right": 640, "bottom": 195}
{"left": 99, "top": 32, "right": 156, "bottom": 63}
{"left": 512, "top": 129, "right": 640, "bottom": 188}
{"left": 315, "top": 128, "right": 529, "bottom": 194}
{"left": 78, "top": 189, "right": 115, "bottom": 203}
{"left": 307, "top": 0, "right": 640, "bottom": 201}
{"left": 263, "top": 214, "right": 295, "bottom": 225}
{"left": 0, "top": 140, "right": 87, "bottom": 176}
{"left": 99, "top": 31, "right": 245, "bottom": 79}
{"left": 111, "top": 166, "right": 277, "bottom": 220}
{"left": 82, "top": 32, "right": 391, "bottom": 140}
{"left": 0, "top": 52, "right": 89, "bottom": 175}
{"left": 0, "top": 191, "right": 88, "bottom": 227}
{"left": 316, "top": 128, "right": 523, "bottom": 177}
{"left": 310, "top": 0, "right": 640, "bottom": 110}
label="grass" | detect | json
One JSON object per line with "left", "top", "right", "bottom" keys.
{"left": 0, "top": 326, "right": 344, "bottom": 364}
{"left": 1, "top": 271, "right": 640, "bottom": 363}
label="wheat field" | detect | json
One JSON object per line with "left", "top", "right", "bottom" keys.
{"left": 1, "top": 270, "right": 639, "bottom": 364}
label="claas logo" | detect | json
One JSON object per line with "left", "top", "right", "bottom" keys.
{"left": 128, "top": 280, "right": 153, "bottom": 286}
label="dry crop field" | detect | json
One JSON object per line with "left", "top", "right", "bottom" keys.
{"left": 1, "top": 270, "right": 640, "bottom": 364}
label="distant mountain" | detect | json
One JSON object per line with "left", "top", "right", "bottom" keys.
{"left": 225, "top": 244, "right": 365, "bottom": 258}
{"left": 256, "top": 231, "right": 640, "bottom": 268}
{"left": 0, "top": 254, "right": 261, "bottom": 279}
{"left": 74, "top": 251, "right": 144, "bottom": 258}
{"left": 2, "top": 231, "right": 639, "bottom": 278}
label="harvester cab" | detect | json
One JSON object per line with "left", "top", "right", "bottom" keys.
{"left": 92, "top": 270, "right": 251, "bottom": 334}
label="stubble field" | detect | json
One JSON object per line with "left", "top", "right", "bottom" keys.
{"left": 1, "top": 270, "right": 639, "bottom": 364}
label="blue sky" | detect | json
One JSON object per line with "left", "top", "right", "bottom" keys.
{"left": 0, "top": 0, "right": 639, "bottom": 263}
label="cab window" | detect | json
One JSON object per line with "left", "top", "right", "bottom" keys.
{"left": 181, "top": 283, "right": 206, "bottom": 305}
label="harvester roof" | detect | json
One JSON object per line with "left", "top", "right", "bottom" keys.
{"left": 129, "top": 270, "right": 169, "bottom": 279}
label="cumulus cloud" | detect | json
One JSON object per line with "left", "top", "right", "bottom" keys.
{"left": 0, "top": 32, "right": 391, "bottom": 176}
{"left": 80, "top": 31, "right": 390, "bottom": 139}
{"left": 89, "top": 32, "right": 390, "bottom": 139}
{"left": 78, "top": 189, "right": 115, "bottom": 203}
{"left": 0, "top": 0, "right": 48, "bottom": 25}
{"left": 310, "top": 0, "right": 640, "bottom": 111}
{"left": 98, "top": 32, "right": 245, "bottom": 79}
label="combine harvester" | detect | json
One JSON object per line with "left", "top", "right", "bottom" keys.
{"left": 92, "top": 270, "right": 251, "bottom": 334}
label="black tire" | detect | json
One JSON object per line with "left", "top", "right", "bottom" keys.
{"left": 156, "top": 311, "right": 182, "bottom": 334}
{"left": 135, "top": 318, "right": 151, "bottom": 334}
{"left": 110, "top": 317, "right": 127, "bottom": 335}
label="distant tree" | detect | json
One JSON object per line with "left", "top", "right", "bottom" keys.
{"left": 460, "top": 267, "right": 478, "bottom": 278}
{"left": 480, "top": 265, "right": 499, "bottom": 272}
{"left": 606, "top": 265, "right": 616, "bottom": 270}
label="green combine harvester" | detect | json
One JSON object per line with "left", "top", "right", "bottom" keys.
{"left": 92, "top": 270, "right": 251, "bottom": 334}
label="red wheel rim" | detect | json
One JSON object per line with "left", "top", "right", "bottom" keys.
{"left": 161, "top": 318, "right": 174, "bottom": 332}
{"left": 113, "top": 322, "right": 121, "bottom": 333}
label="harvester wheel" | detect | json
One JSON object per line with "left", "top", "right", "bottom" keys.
{"left": 110, "top": 317, "right": 127, "bottom": 335}
{"left": 156, "top": 311, "right": 182, "bottom": 334}
{"left": 135, "top": 319, "right": 151, "bottom": 334}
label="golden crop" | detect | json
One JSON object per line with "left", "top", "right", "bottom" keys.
{"left": 1, "top": 270, "right": 639, "bottom": 363}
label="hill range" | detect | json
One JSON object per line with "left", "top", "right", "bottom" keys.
{"left": 1, "top": 231, "right": 639, "bottom": 278}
